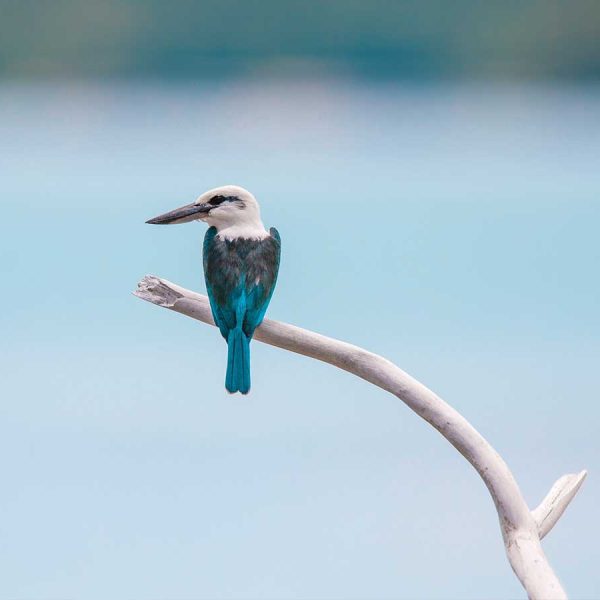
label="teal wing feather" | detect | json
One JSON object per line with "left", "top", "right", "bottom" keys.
{"left": 243, "top": 227, "right": 281, "bottom": 337}
{"left": 203, "top": 227, "right": 235, "bottom": 339}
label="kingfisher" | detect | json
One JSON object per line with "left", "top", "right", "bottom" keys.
{"left": 146, "top": 185, "right": 281, "bottom": 395}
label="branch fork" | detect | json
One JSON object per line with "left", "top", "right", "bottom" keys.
{"left": 134, "top": 274, "right": 586, "bottom": 600}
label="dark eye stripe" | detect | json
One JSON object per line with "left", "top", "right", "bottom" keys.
{"left": 209, "top": 194, "right": 239, "bottom": 206}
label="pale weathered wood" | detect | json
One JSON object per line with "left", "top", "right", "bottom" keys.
{"left": 134, "top": 274, "right": 587, "bottom": 600}
{"left": 532, "top": 471, "right": 587, "bottom": 540}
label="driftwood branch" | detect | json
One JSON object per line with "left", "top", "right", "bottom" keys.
{"left": 134, "top": 274, "right": 587, "bottom": 600}
{"left": 532, "top": 471, "right": 587, "bottom": 540}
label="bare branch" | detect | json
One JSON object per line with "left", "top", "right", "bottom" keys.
{"left": 533, "top": 471, "right": 587, "bottom": 540}
{"left": 134, "top": 274, "right": 587, "bottom": 600}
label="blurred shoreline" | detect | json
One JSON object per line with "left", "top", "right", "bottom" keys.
{"left": 3, "top": 1, "right": 600, "bottom": 82}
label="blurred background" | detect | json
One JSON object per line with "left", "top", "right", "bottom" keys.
{"left": 1, "top": 1, "right": 599, "bottom": 598}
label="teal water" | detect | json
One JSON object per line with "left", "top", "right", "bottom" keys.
{"left": 1, "top": 80, "right": 599, "bottom": 598}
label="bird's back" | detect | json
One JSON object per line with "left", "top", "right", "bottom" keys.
{"left": 203, "top": 226, "right": 281, "bottom": 338}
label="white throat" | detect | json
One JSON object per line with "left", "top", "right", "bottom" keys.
{"left": 211, "top": 215, "right": 269, "bottom": 241}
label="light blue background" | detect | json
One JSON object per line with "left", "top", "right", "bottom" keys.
{"left": 1, "top": 80, "right": 599, "bottom": 599}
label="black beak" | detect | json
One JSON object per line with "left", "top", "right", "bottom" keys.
{"left": 146, "top": 202, "right": 212, "bottom": 225}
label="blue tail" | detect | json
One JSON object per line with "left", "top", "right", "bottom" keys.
{"left": 225, "top": 328, "right": 251, "bottom": 394}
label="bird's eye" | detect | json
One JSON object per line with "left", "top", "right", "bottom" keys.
{"left": 208, "top": 195, "right": 239, "bottom": 206}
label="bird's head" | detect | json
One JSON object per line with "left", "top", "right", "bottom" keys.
{"left": 146, "top": 185, "right": 263, "bottom": 231}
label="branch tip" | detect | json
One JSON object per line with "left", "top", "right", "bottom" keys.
{"left": 533, "top": 470, "right": 587, "bottom": 539}
{"left": 133, "top": 274, "right": 184, "bottom": 308}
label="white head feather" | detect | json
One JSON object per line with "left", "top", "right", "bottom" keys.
{"left": 195, "top": 185, "right": 269, "bottom": 240}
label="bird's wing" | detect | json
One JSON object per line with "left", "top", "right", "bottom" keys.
{"left": 203, "top": 227, "right": 240, "bottom": 339}
{"left": 242, "top": 228, "right": 281, "bottom": 338}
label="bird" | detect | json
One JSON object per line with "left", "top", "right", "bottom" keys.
{"left": 146, "top": 185, "right": 281, "bottom": 395}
